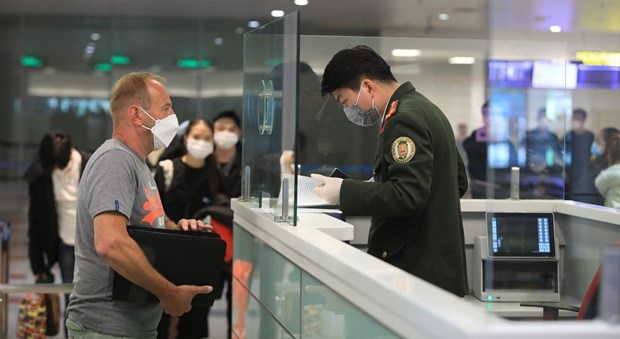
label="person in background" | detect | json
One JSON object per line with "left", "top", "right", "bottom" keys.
{"left": 595, "top": 134, "right": 620, "bottom": 208}
{"left": 462, "top": 102, "right": 490, "bottom": 190}
{"left": 65, "top": 71, "right": 213, "bottom": 338}
{"left": 455, "top": 122, "right": 469, "bottom": 172}
{"left": 521, "top": 108, "right": 563, "bottom": 175}
{"left": 574, "top": 127, "right": 620, "bottom": 205}
{"left": 312, "top": 45, "right": 469, "bottom": 297}
{"left": 462, "top": 102, "right": 518, "bottom": 198}
{"left": 211, "top": 110, "right": 243, "bottom": 339}
{"left": 154, "top": 118, "right": 221, "bottom": 223}
{"left": 213, "top": 110, "right": 242, "bottom": 199}
{"left": 23, "top": 131, "right": 91, "bottom": 336}
{"left": 563, "top": 108, "right": 595, "bottom": 200}
{"left": 518, "top": 108, "right": 564, "bottom": 198}
{"left": 154, "top": 117, "right": 223, "bottom": 339}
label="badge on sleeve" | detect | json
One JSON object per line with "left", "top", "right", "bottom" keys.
{"left": 391, "top": 137, "right": 416, "bottom": 163}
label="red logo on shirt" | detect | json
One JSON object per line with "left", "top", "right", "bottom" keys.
{"left": 141, "top": 187, "right": 164, "bottom": 225}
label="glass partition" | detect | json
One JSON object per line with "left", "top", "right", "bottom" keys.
{"left": 487, "top": 0, "right": 620, "bottom": 205}
{"left": 298, "top": 37, "right": 381, "bottom": 180}
{"left": 486, "top": 39, "right": 569, "bottom": 200}
{"left": 241, "top": 12, "right": 299, "bottom": 224}
{"left": 241, "top": 29, "right": 493, "bottom": 224}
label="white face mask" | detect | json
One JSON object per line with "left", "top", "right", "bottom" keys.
{"left": 186, "top": 138, "right": 214, "bottom": 159}
{"left": 139, "top": 106, "right": 179, "bottom": 149}
{"left": 213, "top": 131, "right": 239, "bottom": 150}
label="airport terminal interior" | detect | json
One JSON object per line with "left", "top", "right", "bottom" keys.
{"left": 1, "top": 0, "right": 620, "bottom": 338}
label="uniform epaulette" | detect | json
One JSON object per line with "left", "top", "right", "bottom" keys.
{"left": 380, "top": 100, "right": 399, "bottom": 135}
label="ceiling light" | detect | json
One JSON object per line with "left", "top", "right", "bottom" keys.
{"left": 84, "top": 45, "right": 95, "bottom": 55}
{"left": 438, "top": 13, "right": 449, "bottom": 21}
{"left": 235, "top": 27, "right": 244, "bottom": 34}
{"left": 295, "top": 0, "right": 309, "bottom": 5}
{"left": 448, "top": 56, "right": 476, "bottom": 64}
{"left": 391, "top": 49, "right": 420, "bottom": 57}
{"left": 549, "top": 25, "right": 562, "bottom": 33}
{"left": 90, "top": 33, "right": 100, "bottom": 41}
{"left": 214, "top": 37, "right": 224, "bottom": 45}
{"left": 271, "top": 10, "right": 285, "bottom": 17}
{"left": 248, "top": 21, "right": 260, "bottom": 28}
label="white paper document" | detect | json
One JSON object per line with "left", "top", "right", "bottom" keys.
{"left": 278, "top": 174, "right": 335, "bottom": 207}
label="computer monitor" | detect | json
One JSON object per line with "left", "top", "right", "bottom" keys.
{"left": 486, "top": 212, "right": 556, "bottom": 258}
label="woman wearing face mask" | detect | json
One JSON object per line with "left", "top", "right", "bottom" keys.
{"left": 572, "top": 127, "right": 620, "bottom": 205}
{"left": 595, "top": 134, "right": 620, "bottom": 208}
{"left": 154, "top": 117, "right": 223, "bottom": 339}
{"left": 213, "top": 110, "right": 242, "bottom": 199}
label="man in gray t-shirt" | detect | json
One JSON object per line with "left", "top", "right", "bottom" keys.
{"left": 66, "top": 72, "right": 213, "bottom": 338}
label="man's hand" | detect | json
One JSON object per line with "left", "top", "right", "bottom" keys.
{"left": 177, "top": 219, "right": 213, "bottom": 232}
{"left": 310, "top": 174, "right": 343, "bottom": 205}
{"left": 280, "top": 150, "right": 295, "bottom": 175}
{"left": 160, "top": 284, "right": 213, "bottom": 316}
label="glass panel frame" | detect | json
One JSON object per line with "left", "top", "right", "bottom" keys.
{"left": 241, "top": 12, "right": 299, "bottom": 225}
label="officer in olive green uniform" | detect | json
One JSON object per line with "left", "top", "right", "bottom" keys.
{"left": 314, "top": 45, "right": 469, "bottom": 297}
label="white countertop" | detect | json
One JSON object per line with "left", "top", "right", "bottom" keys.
{"left": 232, "top": 199, "right": 620, "bottom": 338}
{"left": 296, "top": 208, "right": 354, "bottom": 241}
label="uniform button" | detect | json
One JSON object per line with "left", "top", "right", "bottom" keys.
{"left": 381, "top": 251, "right": 388, "bottom": 258}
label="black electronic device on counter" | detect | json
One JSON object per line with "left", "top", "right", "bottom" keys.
{"left": 329, "top": 168, "right": 350, "bottom": 179}
{"left": 112, "top": 225, "right": 226, "bottom": 306}
{"left": 486, "top": 212, "right": 556, "bottom": 258}
{"left": 472, "top": 212, "right": 560, "bottom": 302}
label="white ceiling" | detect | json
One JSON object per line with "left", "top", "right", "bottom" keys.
{"left": 3, "top": 0, "right": 620, "bottom": 35}
{"left": 1, "top": 0, "right": 489, "bottom": 36}
{"left": 2, "top": 0, "right": 620, "bottom": 97}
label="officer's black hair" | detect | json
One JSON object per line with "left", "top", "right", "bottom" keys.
{"left": 321, "top": 45, "right": 397, "bottom": 97}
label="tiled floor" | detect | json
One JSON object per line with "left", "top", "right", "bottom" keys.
{"left": 1, "top": 181, "right": 229, "bottom": 338}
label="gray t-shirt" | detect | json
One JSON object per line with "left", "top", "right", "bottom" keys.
{"left": 67, "top": 139, "right": 166, "bottom": 337}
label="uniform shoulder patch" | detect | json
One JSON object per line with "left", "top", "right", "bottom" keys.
{"left": 391, "top": 137, "right": 416, "bottom": 163}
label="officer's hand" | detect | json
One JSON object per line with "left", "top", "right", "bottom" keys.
{"left": 311, "top": 174, "right": 343, "bottom": 205}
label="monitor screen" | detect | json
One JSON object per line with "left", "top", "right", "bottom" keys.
{"left": 576, "top": 64, "right": 620, "bottom": 89}
{"left": 487, "top": 60, "right": 533, "bottom": 88}
{"left": 486, "top": 212, "right": 555, "bottom": 258}
{"left": 531, "top": 60, "right": 577, "bottom": 89}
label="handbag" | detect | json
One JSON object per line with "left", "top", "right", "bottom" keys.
{"left": 17, "top": 274, "right": 61, "bottom": 338}
{"left": 17, "top": 292, "right": 47, "bottom": 338}
{"left": 38, "top": 275, "right": 60, "bottom": 336}
{"left": 43, "top": 293, "right": 60, "bottom": 336}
